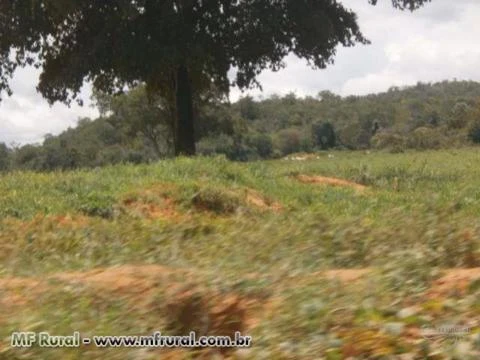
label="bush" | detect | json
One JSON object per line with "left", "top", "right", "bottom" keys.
{"left": 0, "top": 143, "right": 10, "bottom": 171}
{"left": 95, "top": 145, "right": 127, "bottom": 166}
{"left": 246, "top": 133, "right": 273, "bottom": 158}
{"left": 299, "top": 136, "right": 313, "bottom": 153}
{"left": 371, "top": 131, "right": 407, "bottom": 153}
{"left": 406, "top": 127, "right": 445, "bottom": 150}
{"left": 275, "top": 128, "right": 302, "bottom": 155}
{"left": 447, "top": 102, "right": 470, "bottom": 129}
{"left": 468, "top": 121, "right": 480, "bottom": 143}
{"left": 196, "top": 134, "right": 235, "bottom": 157}
{"left": 312, "top": 122, "right": 336, "bottom": 150}
{"left": 126, "top": 150, "right": 147, "bottom": 164}
{"left": 191, "top": 187, "right": 241, "bottom": 214}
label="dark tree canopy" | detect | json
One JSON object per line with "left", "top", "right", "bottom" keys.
{"left": 312, "top": 122, "right": 336, "bottom": 150}
{"left": 0, "top": 0, "right": 432, "bottom": 155}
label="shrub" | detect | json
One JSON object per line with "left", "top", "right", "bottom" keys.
{"left": 196, "top": 134, "right": 235, "bottom": 157}
{"left": 0, "top": 143, "right": 10, "bottom": 171}
{"left": 78, "top": 193, "right": 115, "bottom": 218}
{"left": 468, "top": 121, "right": 480, "bottom": 143}
{"left": 312, "top": 122, "right": 336, "bottom": 150}
{"left": 95, "top": 145, "right": 127, "bottom": 166}
{"left": 246, "top": 133, "right": 273, "bottom": 158}
{"left": 371, "top": 131, "right": 407, "bottom": 153}
{"left": 275, "top": 128, "right": 302, "bottom": 155}
{"left": 406, "top": 127, "right": 445, "bottom": 150}
{"left": 191, "top": 187, "right": 241, "bottom": 214}
{"left": 447, "top": 102, "right": 470, "bottom": 129}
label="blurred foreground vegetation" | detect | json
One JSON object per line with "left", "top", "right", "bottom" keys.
{"left": 1, "top": 150, "right": 480, "bottom": 358}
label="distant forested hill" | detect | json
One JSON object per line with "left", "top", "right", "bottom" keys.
{"left": 2, "top": 80, "right": 480, "bottom": 171}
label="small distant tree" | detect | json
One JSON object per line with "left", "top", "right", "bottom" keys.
{"left": 312, "top": 122, "right": 336, "bottom": 150}
{"left": 427, "top": 111, "right": 440, "bottom": 127}
{"left": 93, "top": 86, "right": 172, "bottom": 157}
{"left": 13, "top": 144, "right": 44, "bottom": 170}
{"left": 0, "top": 143, "right": 10, "bottom": 171}
{"left": 317, "top": 91, "right": 342, "bottom": 104}
{"left": 276, "top": 128, "right": 302, "bottom": 155}
{"left": 196, "top": 134, "right": 235, "bottom": 157}
{"left": 468, "top": 121, "right": 480, "bottom": 144}
{"left": 238, "top": 96, "right": 260, "bottom": 122}
{"left": 371, "top": 131, "right": 407, "bottom": 153}
{"left": 447, "top": 102, "right": 470, "bottom": 129}
{"left": 247, "top": 133, "right": 273, "bottom": 158}
{"left": 407, "top": 127, "right": 444, "bottom": 149}
{"left": 300, "top": 135, "right": 314, "bottom": 153}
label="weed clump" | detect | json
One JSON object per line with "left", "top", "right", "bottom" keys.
{"left": 78, "top": 193, "right": 114, "bottom": 219}
{"left": 191, "top": 187, "right": 241, "bottom": 214}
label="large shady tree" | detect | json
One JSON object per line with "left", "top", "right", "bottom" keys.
{"left": 0, "top": 0, "right": 431, "bottom": 155}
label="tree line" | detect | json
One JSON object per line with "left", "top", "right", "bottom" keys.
{"left": 1, "top": 79, "right": 480, "bottom": 172}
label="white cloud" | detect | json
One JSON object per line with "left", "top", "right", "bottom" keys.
{"left": 340, "top": 0, "right": 480, "bottom": 95}
{"left": 0, "top": 67, "right": 98, "bottom": 145}
{"left": 2, "top": 0, "right": 480, "bottom": 144}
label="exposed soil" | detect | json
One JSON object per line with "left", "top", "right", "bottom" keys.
{"left": 123, "top": 184, "right": 283, "bottom": 218}
{"left": 120, "top": 184, "right": 184, "bottom": 221}
{"left": 2, "top": 265, "right": 480, "bottom": 358}
{"left": 52, "top": 214, "right": 91, "bottom": 227}
{"left": 244, "top": 189, "right": 283, "bottom": 212}
{"left": 0, "top": 265, "right": 254, "bottom": 358}
{"left": 323, "top": 269, "right": 372, "bottom": 282}
{"left": 1, "top": 213, "right": 92, "bottom": 232}
{"left": 295, "top": 174, "right": 367, "bottom": 192}
{"left": 191, "top": 187, "right": 283, "bottom": 215}
{"left": 427, "top": 267, "right": 480, "bottom": 298}
{"left": 0, "top": 266, "right": 369, "bottom": 328}
{"left": 0, "top": 265, "right": 251, "bottom": 341}
{"left": 3, "top": 267, "right": 479, "bottom": 310}
{"left": 122, "top": 196, "right": 182, "bottom": 221}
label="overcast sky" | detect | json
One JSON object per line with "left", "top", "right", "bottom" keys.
{"left": 1, "top": 0, "right": 480, "bottom": 145}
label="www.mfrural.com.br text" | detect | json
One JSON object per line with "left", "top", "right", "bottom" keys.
{"left": 10, "top": 331, "right": 252, "bottom": 348}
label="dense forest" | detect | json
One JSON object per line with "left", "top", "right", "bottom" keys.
{"left": 2, "top": 79, "right": 480, "bottom": 171}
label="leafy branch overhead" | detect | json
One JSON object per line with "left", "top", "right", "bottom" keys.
{"left": 369, "top": 0, "right": 432, "bottom": 11}
{"left": 0, "top": 0, "right": 430, "bottom": 101}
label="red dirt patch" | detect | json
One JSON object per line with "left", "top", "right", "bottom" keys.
{"left": 53, "top": 264, "right": 180, "bottom": 289}
{"left": 245, "top": 189, "right": 283, "bottom": 212}
{"left": 55, "top": 266, "right": 249, "bottom": 342}
{"left": 1, "top": 213, "right": 92, "bottom": 232}
{"left": 191, "top": 187, "right": 283, "bottom": 215}
{"left": 0, "top": 265, "right": 254, "bottom": 344}
{"left": 296, "top": 174, "right": 367, "bottom": 192}
{"left": 122, "top": 197, "right": 182, "bottom": 221}
{"left": 427, "top": 268, "right": 480, "bottom": 299}
{"left": 339, "top": 328, "right": 400, "bottom": 358}
{"left": 121, "top": 184, "right": 184, "bottom": 221}
{"left": 5, "top": 265, "right": 479, "bottom": 351}
{"left": 0, "top": 277, "right": 44, "bottom": 306}
{"left": 52, "top": 214, "right": 91, "bottom": 227}
{"left": 323, "top": 269, "right": 372, "bottom": 282}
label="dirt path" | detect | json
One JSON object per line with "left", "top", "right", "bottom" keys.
{"left": 295, "top": 174, "right": 367, "bottom": 192}
{"left": 2, "top": 266, "right": 480, "bottom": 344}
{"left": 3, "top": 266, "right": 479, "bottom": 303}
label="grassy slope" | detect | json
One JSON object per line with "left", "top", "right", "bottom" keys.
{"left": 1, "top": 149, "right": 480, "bottom": 359}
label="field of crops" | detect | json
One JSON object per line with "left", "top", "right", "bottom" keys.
{"left": 1, "top": 149, "right": 480, "bottom": 359}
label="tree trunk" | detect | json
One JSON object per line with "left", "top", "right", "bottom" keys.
{"left": 174, "top": 64, "right": 196, "bottom": 156}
